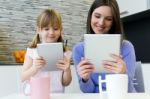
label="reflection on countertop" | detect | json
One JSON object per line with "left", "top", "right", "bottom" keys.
{"left": 0, "top": 63, "right": 23, "bottom": 66}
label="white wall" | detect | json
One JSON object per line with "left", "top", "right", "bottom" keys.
{"left": 0, "top": 66, "right": 21, "bottom": 97}
{"left": 142, "top": 63, "right": 150, "bottom": 92}
{"left": 0, "top": 65, "right": 81, "bottom": 97}
{"left": 117, "top": 0, "right": 147, "bottom": 17}
{"left": 65, "top": 65, "right": 82, "bottom": 93}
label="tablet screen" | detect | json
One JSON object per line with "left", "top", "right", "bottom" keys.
{"left": 37, "top": 43, "right": 63, "bottom": 71}
{"left": 84, "top": 34, "right": 121, "bottom": 73}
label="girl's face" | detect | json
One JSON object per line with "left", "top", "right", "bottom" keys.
{"left": 38, "top": 26, "right": 61, "bottom": 43}
{"left": 91, "top": 6, "right": 113, "bottom": 34}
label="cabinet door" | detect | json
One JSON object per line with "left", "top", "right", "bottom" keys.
{"left": 0, "top": 66, "right": 21, "bottom": 97}
{"left": 117, "top": 0, "right": 147, "bottom": 17}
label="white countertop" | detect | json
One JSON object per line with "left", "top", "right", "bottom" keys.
{"left": 0, "top": 93, "right": 150, "bottom": 99}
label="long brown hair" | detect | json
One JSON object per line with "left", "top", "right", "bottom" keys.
{"left": 29, "top": 9, "right": 63, "bottom": 48}
{"left": 86, "top": 0, "right": 124, "bottom": 38}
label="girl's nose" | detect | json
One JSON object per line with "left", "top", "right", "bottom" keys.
{"left": 49, "top": 29, "right": 54, "bottom": 35}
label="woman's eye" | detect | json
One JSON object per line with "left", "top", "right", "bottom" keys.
{"left": 95, "top": 15, "right": 101, "bottom": 18}
{"left": 106, "top": 18, "right": 113, "bottom": 21}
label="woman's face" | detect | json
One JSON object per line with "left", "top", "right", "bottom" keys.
{"left": 91, "top": 6, "right": 113, "bottom": 34}
{"left": 38, "top": 25, "right": 61, "bottom": 43}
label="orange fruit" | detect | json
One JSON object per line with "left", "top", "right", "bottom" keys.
{"left": 12, "top": 50, "right": 25, "bottom": 63}
{"left": 19, "top": 58, "right": 24, "bottom": 63}
{"left": 15, "top": 52, "right": 20, "bottom": 59}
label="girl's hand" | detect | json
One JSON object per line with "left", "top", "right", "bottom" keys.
{"left": 56, "top": 50, "right": 72, "bottom": 71}
{"left": 77, "top": 58, "right": 94, "bottom": 82}
{"left": 33, "top": 56, "right": 46, "bottom": 71}
{"left": 56, "top": 57, "right": 71, "bottom": 72}
{"left": 102, "top": 54, "right": 126, "bottom": 74}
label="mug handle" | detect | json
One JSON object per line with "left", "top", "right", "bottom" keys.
{"left": 22, "top": 80, "right": 31, "bottom": 96}
{"left": 99, "top": 76, "right": 107, "bottom": 94}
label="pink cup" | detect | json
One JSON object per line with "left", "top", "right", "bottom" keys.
{"left": 23, "top": 72, "right": 50, "bottom": 99}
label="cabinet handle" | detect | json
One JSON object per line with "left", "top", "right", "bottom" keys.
{"left": 120, "top": 11, "right": 129, "bottom": 15}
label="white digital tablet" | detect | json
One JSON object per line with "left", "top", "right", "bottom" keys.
{"left": 84, "top": 34, "right": 121, "bottom": 73}
{"left": 37, "top": 43, "right": 63, "bottom": 71}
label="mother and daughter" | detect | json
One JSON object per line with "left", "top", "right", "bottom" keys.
{"left": 21, "top": 0, "right": 136, "bottom": 93}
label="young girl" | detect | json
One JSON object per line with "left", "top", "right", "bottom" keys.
{"left": 21, "top": 8, "right": 72, "bottom": 93}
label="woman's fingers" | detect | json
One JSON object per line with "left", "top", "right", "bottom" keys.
{"left": 78, "top": 64, "right": 94, "bottom": 72}
{"left": 102, "top": 59, "right": 126, "bottom": 73}
{"left": 103, "top": 64, "right": 118, "bottom": 73}
{"left": 110, "top": 54, "right": 123, "bottom": 63}
{"left": 102, "top": 60, "right": 117, "bottom": 66}
{"left": 78, "top": 67, "right": 94, "bottom": 76}
{"left": 78, "top": 59, "right": 92, "bottom": 67}
{"left": 77, "top": 63, "right": 94, "bottom": 80}
{"left": 79, "top": 69, "right": 93, "bottom": 79}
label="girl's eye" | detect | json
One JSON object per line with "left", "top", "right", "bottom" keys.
{"left": 44, "top": 28, "right": 49, "bottom": 31}
{"left": 54, "top": 28, "right": 59, "bottom": 30}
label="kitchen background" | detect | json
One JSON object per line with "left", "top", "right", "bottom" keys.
{"left": 0, "top": 0, "right": 93, "bottom": 64}
{"left": 0, "top": 0, "right": 150, "bottom": 64}
{"left": 0, "top": 0, "right": 150, "bottom": 97}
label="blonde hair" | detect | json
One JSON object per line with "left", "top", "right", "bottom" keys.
{"left": 29, "top": 9, "right": 63, "bottom": 48}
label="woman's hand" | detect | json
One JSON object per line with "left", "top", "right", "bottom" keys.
{"left": 102, "top": 54, "right": 126, "bottom": 74}
{"left": 33, "top": 56, "right": 46, "bottom": 71}
{"left": 77, "top": 58, "right": 94, "bottom": 82}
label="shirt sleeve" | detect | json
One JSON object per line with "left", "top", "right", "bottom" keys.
{"left": 72, "top": 42, "right": 95, "bottom": 93}
{"left": 26, "top": 48, "right": 33, "bottom": 58}
{"left": 121, "top": 40, "right": 136, "bottom": 92}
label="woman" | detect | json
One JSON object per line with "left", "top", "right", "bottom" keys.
{"left": 72, "top": 0, "right": 136, "bottom": 93}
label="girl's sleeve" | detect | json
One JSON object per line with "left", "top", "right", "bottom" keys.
{"left": 26, "top": 48, "right": 32, "bottom": 58}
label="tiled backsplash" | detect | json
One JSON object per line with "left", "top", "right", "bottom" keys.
{"left": 0, "top": 0, "right": 93, "bottom": 64}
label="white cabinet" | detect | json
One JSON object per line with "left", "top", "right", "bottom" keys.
{"left": 0, "top": 65, "right": 81, "bottom": 97}
{"left": 0, "top": 64, "right": 150, "bottom": 96}
{"left": 142, "top": 63, "right": 150, "bottom": 93}
{"left": 117, "top": 0, "right": 148, "bottom": 17}
{"left": 0, "top": 66, "right": 21, "bottom": 97}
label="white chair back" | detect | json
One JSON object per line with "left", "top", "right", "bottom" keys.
{"left": 133, "top": 61, "right": 145, "bottom": 92}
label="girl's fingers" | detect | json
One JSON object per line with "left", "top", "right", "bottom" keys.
{"left": 64, "top": 51, "right": 72, "bottom": 60}
{"left": 57, "top": 60, "right": 64, "bottom": 64}
{"left": 36, "top": 56, "right": 44, "bottom": 60}
{"left": 56, "top": 59, "right": 70, "bottom": 71}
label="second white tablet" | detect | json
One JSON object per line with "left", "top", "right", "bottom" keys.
{"left": 84, "top": 34, "right": 121, "bottom": 73}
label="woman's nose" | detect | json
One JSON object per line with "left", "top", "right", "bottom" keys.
{"left": 98, "top": 18, "right": 104, "bottom": 25}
